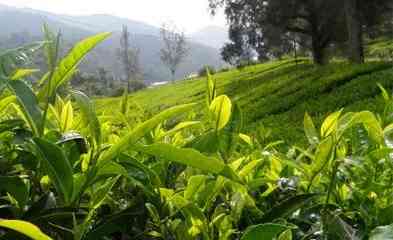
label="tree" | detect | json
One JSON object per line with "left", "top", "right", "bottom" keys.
{"left": 97, "top": 67, "right": 110, "bottom": 95}
{"left": 345, "top": 0, "right": 363, "bottom": 63}
{"left": 210, "top": 0, "right": 393, "bottom": 65}
{"left": 344, "top": 0, "right": 392, "bottom": 63}
{"left": 119, "top": 25, "right": 143, "bottom": 92}
{"left": 210, "top": 0, "right": 345, "bottom": 65}
{"left": 160, "top": 23, "right": 189, "bottom": 82}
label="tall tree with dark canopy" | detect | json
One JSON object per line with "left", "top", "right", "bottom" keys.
{"left": 345, "top": 0, "right": 393, "bottom": 63}
{"left": 160, "top": 23, "right": 189, "bottom": 82}
{"left": 211, "top": 0, "right": 393, "bottom": 65}
{"left": 210, "top": 0, "right": 344, "bottom": 65}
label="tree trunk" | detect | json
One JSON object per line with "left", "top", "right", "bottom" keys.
{"left": 345, "top": 0, "right": 364, "bottom": 63}
{"left": 171, "top": 70, "right": 175, "bottom": 83}
{"left": 311, "top": 38, "right": 328, "bottom": 65}
{"left": 127, "top": 79, "right": 131, "bottom": 92}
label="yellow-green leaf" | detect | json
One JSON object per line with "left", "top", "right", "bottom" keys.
{"left": 158, "top": 121, "right": 200, "bottom": 139}
{"left": 137, "top": 143, "right": 241, "bottom": 182}
{"left": 209, "top": 95, "right": 232, "bottom": 130}
{"left": 0, "top": 219, "right": 53, "bottom": 240}
{"left": 39, "top": 32, "right": 111, "bottom": 100}
{"left": 304, "top": 112, "right": 319, "bottom": 144}
{"left": 321, "top": 110, "right": 343, "bottom": 138}
{"left": 0, "top": 95, "right": 16, "bottom": 113}
{"left": 311, "top": 136, "right": 334, "bottom": 175}
{"left": 60, "top": 101, "right": 73, "bottom": 132}
{"left": 11, "top": 69, "right": 39, "bottom": 80}
{"left": 206, "top": 69, "right": 216, "bottom": 106}
{"left": 239, "top": 133, "right": 253, "bottom": 146}
{"left": 98, "top": 103, "right": 196, "bottom": 166}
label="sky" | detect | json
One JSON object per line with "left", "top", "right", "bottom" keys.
{"left": 0, "top": 0, "right": 227, "bottom": 33}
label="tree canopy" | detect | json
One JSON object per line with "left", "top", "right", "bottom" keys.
{"left": 210, "top": 0, "right": 393, "bottom": 65}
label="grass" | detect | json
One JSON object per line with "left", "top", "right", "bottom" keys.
{"left": 96, "top": 58, "right": 393, "bottom": 145}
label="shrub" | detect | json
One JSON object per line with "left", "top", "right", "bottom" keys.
{"left": 198, "top": 65, "right": 216, "bottom": 77}
{"left": 2, "top": 25, "right": 393, "bottom": 240}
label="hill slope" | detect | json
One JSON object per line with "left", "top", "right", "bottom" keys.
{"left": 97, "top": 59, "right": 393, "bottom": 144}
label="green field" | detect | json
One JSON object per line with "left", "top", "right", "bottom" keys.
{"left": 96, "top": 58, "right": 393, "bottom": 145}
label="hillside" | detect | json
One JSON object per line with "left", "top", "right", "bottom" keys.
{"left": 0, "top": 4, "right": 224, "bottom": 83}
{"left": 97, "top": 58, "right": 393, "bottom": 145}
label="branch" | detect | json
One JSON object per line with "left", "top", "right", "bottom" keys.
{"left": 286, "top": 26, "right": 310, "bottom": 35}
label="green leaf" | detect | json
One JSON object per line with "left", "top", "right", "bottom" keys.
{"left": 33, "top": 138, "right": 73, "bottom": 204}
{"left": 311, "top": 136, "right": 334, "bottom": 175}
{"left": 337, "top": 111, "right": 384, "bottom": 143}
{"left": 278, "top": 229, "right": 292, "bottom": 240}
{"left": 120, "top": 88, "right": 129, "bottom": 115}
{"left": 353, "top": 111, "right": 384, "bottom": 144}
{"left": 76, "top": 176, "right": 120, "bottom": 240}
{"left": 8, "top": 80, "right": 43, "bottom": 136}
{"left": 209, "top": 95, "right": 232, "bottom": 130}
{"left": 0, "top": 219, "right": 53, "bottom": 240}
{"left": 322, "top": 211, "right": 359, "bottom": 240}
{"left": 90, "top": 176, "right": 120, "bottom": 210}
{"left": 378, "top": 83, "right": 390, "bottom": 102}
{"left": 11, "top": 69, "right": 39, "bottom": 80}
{"left": 241, "top": 223, "right": 288, "bottom": 240}
{"left": 321, "top": 110, "right": 343, "bottom": 138}
{"left": 0, "top": 95, "right": 15, "bottom": 114}
{"left": 98, "top": 103, "right": 196, "bottom": 166}
{"left": 71, "top": 90, "right": 101, "bottom": 146}
{"left": 206, "top": 68, "right": 216, "bottom": 106}
{"left": 0, "top": 176, "right": 29, "bottom": 209}
{"left": 184, "top": 175, "right": 207, "bottom": 200}
{"left": 71, "top": 174, "right": 87, "bottom": 204}
{"left": 219, "top": 102, "right": 244, "bottom": 158}
{"left": 42, "top": 24, "right": 59, "bottom": 71}
{"left": 239, "top": 159, "right": 263, "bottom": 179}
{"left": 239, "top": 133, "right": 252, "bottom": 146}
{"left": 261, "top": 194, "right": 317, "bottom": 222}
{"left": 60, "top": 101, "right": 73, "bottom": 132}
{"left": 39, "top": 32, "right": 111, "bottom": 100}
{"left": 84, "top": 206, "right": 144, "bottom": 240}
{"left": 187, "top": 130, "right": 220, "bottom": 154}
{"left": 370, "top": 224, "right": 393, "bottom": 240}
{"left": 158, "top": 121, "right": 200, "bottom": 139}
{"left": 137, "top": 143, "right": 241, "bottom": 182}
{"left": 304, "top": 112, "right": 319, "bottom": 145}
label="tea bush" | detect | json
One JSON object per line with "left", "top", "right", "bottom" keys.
{"left": 2, "top": 28, "right": 393, "bottom": 240}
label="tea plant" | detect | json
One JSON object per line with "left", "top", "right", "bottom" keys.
{"left": 1, "top": 26, "right": 393, "bottom": 240}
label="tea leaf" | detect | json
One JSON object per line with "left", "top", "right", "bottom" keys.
{"left": 33, "top": 138, "right": 74, "bottom": 204}
{"left": 209, "top": 95, "right": 232, "bottom": 130}
{"left": 0, "top": 219, "right": 53, "bottom": 240}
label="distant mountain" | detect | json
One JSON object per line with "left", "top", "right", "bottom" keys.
{"left": 191, "top": 26, "right": 229, "bottom": 49}
{"left": 0, "top": 4, "right": 225, "bottom": 83}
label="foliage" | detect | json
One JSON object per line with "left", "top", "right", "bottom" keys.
{"left": 209, "top": 0, "right": 393, "bottom": 64}
{"left": 3, "top": 26, "right": 393, "bottom": 240}
{"left": 199, "top": 65, "right": 216, "bottom": 77}
{"left": 97, "top": 57, "right": 393, "bottom": 145}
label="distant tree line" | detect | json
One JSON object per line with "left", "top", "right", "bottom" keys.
{"left": 209, "top": 0, "right": 393, "bottom": 65}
